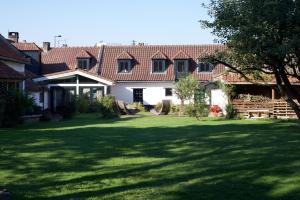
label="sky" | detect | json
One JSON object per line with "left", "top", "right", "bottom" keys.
{"left": 0, "top": 0, "right": 215, "bottom": 47}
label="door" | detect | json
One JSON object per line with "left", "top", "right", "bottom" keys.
{"left": 50, "top": 87, "right": 65, "bottom": 112}
{"left": 133, "top": 88, "right": 143, "bottom": 103}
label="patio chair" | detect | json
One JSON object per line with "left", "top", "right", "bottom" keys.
{"left": 150, "top": 100, "right": 171, "bottom": 115}
{"left": 116, "top": 100, "right": 138, "bottom": 115}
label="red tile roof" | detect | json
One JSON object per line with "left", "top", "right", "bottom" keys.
{"left": 76, "top": 50, "right": 91, "bottom": 58}
{"left": 12, "top": 42, "right": 41, "bottom": 51}
{"left": 41, "top": 47, "right": 101, "bottom": 74}
{"left": 117, "top": 51, "right": 134, "bottom": 60}
{"left": 100, "top": 45, "right": 226, "bottom": 81}
{"left": 219, "top": 72, "right": 300, "bottom": 84}
{"left": 0, "top": 61, "right": 24, "bottom": 80}
{"left": 173, "top": 50, "right": 190, "bottom": 59}
{"left": 0, "top": 34, "right": 28, "bottom": 63}
{"left": 151, "top": 50, "right": 167, "bottom": 59}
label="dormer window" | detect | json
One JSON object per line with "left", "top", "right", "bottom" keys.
{"left": 152, "top": 59, "right": 166, "bottom": 73}
{"left": 76, "top": 50, "right": 91, "bottom": 70}
{"left": 198, "top": 62, "right": 214, "bottom": 72}
{"left": 175, "top": 60, "right": 188, "bottom": 73}
{"left": 77, "top": 58, "right": 90, "bottom": 70}
{"left": 118, "top": 60, "right": 131, "bottom": 73}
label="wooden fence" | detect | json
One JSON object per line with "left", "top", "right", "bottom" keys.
{"left": 232, "top": 99, "right": 298, "bottom": 118}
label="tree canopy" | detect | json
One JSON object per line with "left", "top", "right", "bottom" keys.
{"left": 201, "top": 0, "right": 300, "bottom": 119}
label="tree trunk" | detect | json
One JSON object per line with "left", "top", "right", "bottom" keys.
{"left": 278, "top": 66, "right": 300, "bottom": 104}
{"left": 274, "top": 69, "right": 300, "bottom": 123}
{"left": 179, "top": 99, "right": 184, "bottom": 116}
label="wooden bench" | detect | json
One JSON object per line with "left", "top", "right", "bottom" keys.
{"left": 247, "top": 109, "right": 270, "bottom": 118}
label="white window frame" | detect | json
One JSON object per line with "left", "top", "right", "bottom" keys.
{"left": 117, "top": 60, "right": 132, "bottom": 73}
{"left": 152, "top": 59, "right": 166, "bottom": 73}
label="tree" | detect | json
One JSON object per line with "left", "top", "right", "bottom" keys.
{"left": 201, "top": 0, "right": 300, "bottom": 120}
{"left": 175, "top": 75, "right": 199, "bottom": 116}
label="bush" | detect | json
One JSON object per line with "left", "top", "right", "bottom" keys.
{"left": 98, "top": 96, "right": 119, "bottom": 119}
{"left": 41, "top": 109, "right": 52, "bottom": 121}
{"left": 60, "top": 99, "right": 77, "bottom": 119}
{"left": 225, "top": 104, "right": 237, "bottom": 119}
{"left": 184, "top": 103, "right": 209, "bottom": 118}
{"left": 155, "top": 102, "right": 162, "bottom": 112}
{"left": 184, "top": 104, "right": 196, "bottom": 117}
{"left": 194, "top": 103, "right": 209, "bottom": 119}
{"left": 170, "top": 104, "right": 179, "bottom": 114}
{"left": 75, "top": 95, "right": 89, "bottom": 113}
{"left": 131, "top": 102, "right": 145, "bottom": 112}
{"left": 0, "top": 99, "right": 5, "bottom": 127}
{"left": 1, "top": 89, "right": 34, "bottom": 127}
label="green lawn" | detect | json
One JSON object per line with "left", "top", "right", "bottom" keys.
{"left": 0, "top": 114, "right": 300, "bottom": 200}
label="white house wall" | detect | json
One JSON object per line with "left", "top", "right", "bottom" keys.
{"left": 29, "top": 91, "right": 49, "bottom": 110}
{"left": 211, "top": 89, "right": 228, "bottom": 113}
{"left": 111, "top": 82, "right": 182, "bottom": 105}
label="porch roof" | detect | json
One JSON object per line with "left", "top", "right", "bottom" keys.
{"left": 33, "top": 69, "right": 115, "bottom": 86}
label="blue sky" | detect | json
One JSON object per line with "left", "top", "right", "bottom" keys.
{"left": 0, "top": 0, "right": 215, "bottom": 47}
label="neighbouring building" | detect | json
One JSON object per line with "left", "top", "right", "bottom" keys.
{"left": 0, "top": 33, "right": 28, "bottom": 95}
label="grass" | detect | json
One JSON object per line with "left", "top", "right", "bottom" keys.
{"left": 0, "top": 113, "right": 300, "bottom": 200}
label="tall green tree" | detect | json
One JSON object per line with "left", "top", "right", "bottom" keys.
{"left": 175, "top": 75, "right": 199, "bottom": 116}
{"left": 201, "top": 0, "right": 300, "bottom": 120}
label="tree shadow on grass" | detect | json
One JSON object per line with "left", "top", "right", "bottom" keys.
{"left": 0, "top": 117, "right": 299, "bottom": 200}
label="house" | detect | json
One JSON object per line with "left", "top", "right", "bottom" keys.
{"left": 0, "top": 33, "right": 28, "bottom": 95}
{"left": 2, "top": 31, "right": 298, "bottom": 118}
{"left": 33, "top": 43, "right": 226, "bottom": 112}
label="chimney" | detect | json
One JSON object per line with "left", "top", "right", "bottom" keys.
{"left": 8, "top": 32, "right": 19, "bottom": 43}
{"left": 43, "top": 42, "right": 51, "bottom": 52}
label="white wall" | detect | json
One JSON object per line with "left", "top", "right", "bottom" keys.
{"left": 211, "top": 89, "right": 228, "bottom": 114}
{"left": 111, "top": 82, "right": 182, "bottom": 105}
{"left": 29, "top": 91, "right": 49, "bottom": 109}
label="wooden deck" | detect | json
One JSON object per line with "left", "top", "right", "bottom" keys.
{"left": 232, "top": 99, "right": 298, "bottom": 119}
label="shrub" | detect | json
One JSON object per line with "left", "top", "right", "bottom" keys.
{"left": 184, "top": 104, "right": 196, "bottom": 117}
{"left": 1, "top": 89, "right": 34, "bottom": 127}
{"left": 41, "top": 109, "right": 52, "bottom": 121}
{"left": 131, "top": 102, "right": 145, "bottom": 112}
{"left": 194, "top": 104, "right": 209, "bottom": 119}
{"left": 170, "top": 104, "right": 179, "bottom": 114}
{"left": 60, "top": 99, "right": 77, "bottom": 119}
{"left": 75, "top": 95, "right": 89, "bottom": 113}
{"left": 0, "top": 99, "right": 5, "bottom": 127}
{"left": 225, "top": 104, "right": 237, "bottom": 119}
{"left": 184, "top": 103, "right": 209, "bottom": 118}
{"left": 98, "top": 96, "right": 119, "bottom": 119}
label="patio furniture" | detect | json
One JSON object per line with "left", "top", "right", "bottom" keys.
{"left": 116, "top": 100, "right": 138, "bottom": 115}
{"left": 150, "top": 100, "right": 171, "bottom": 115}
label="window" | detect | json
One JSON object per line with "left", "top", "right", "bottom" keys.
{"left": 175, "top": 60, "right": 188, "bottom": 73}
{"left": 152, "top": 60, "right": 165, "bottom": 73}
{"left": 165, "top": 88, "right": 172, "bottom": 96}
{"left": 198, "top": 62, "right": 213, "bottom": 72}
{"left": 133, "top": 88, "right": 143, "bottom": 103}
{"left": 77, "top": 59, "right": 89, "bottom": 70}
{"left": 118, "top": 60, "right": 131, "bottom": 73}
